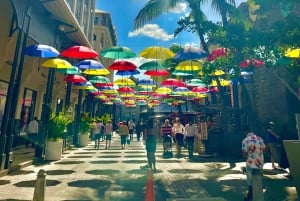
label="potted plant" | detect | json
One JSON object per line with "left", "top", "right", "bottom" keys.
{"left": 45, "top": 108, "right": 72, "bottom": 160}
{"left": 78, "top": 112, "right": 93, "bottom": 146}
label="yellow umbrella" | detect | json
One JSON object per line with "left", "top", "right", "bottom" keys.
{"left": 41, "top": 58, "right": 72, "bottom": 69}
{"left": 73, "top": 85, "right": 95, "bottom": 90}
{"left": 210, "top": 79, "right": 230, "bottom": 86}
{"left": 114, "top": 78, "right": 136, "bottom": 86}
{"left": 285, "top": 48, "right": 300, "bottom": 58}
{"left": 139, "top": 46, "right": 174, "bottom": 59}
{"left": 155, "top": 87, "right": 172, "bottom": 94}
{"left": 175, "top": 60, "right": 202, "bottom": 71}
{"left": 83, "top": 68, "right": 110, "bottom": 75}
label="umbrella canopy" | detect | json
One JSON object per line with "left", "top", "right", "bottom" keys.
{"left": 89, "top": 75, "right": 111, "bottom": 84}
{"left": 117, "top": 86, "right": 134, "bottom": 93}
{"left": 185, "top": 79, "right": 206, "bottom": 87}
{"left": 172, "top": 70, "right": 195, "bottom": 76}
{"left": 210, "top": 79, "right": 230, "bottom": 86}
{"left": 144, "top": 70, "right": 169, "bottom": 76}
{"left": 136, "top": 86, "right": 154, "bottom": 95}
{"left": 101, "top": 46, "right": 136, "bottom": 59}
{"left": 173, "top": 87, "right": 190, "bottom": 94}
{"left": 41, "top": 58, "right": 72, "bottom": 69}
{"left": 64, "top": 75, "right": 87, "bottom": 83}
{"left": 114, "top": 78, "right": 136, "bottom": 86}
{"left": 239, "top": 59, "right": 265, "bottom": 68}
{"left": 116, "top": 69, "right": 140, "bottom": 76}
{"left": 155, "top": 87, "right": 172, "bottom": 94}
{"left": 75, "top": 59, "right": 104, "bottom": 69}
{"left": 82, "top": 68, "right": 110, "bottom": 75}
{"left": 56, "top": 66, "right": 81, "bottom": 75}
{"left": 137, "top": 78, "right": 156, "bottom": 86}
{"left": 23, "top": 44, "right": 60, "bottom": 58}
{"left": 175, "top": 60, "right": 203, "bottom": 71}
{"left": 161, "top": 78, "right": 185, "bottom": 87}
{"left": 108, "top": 61, "right": 137, "bottom": 71}
{"left": 139, "top": 46, "right": 174, "bottom": 59}
{"left": 61, "top": 45, "right": 98, "bottom": 59}
{"left": 191, "top": 86, "right": 209, "bottom": 93}
{"left": 284, "top": 48, "right": 300, "bottom": 58}
{"left": 173, "top": 46, "right": 208, "bottom": 60}
{"left": 138, "top": 60, "right": 167, "bottom": 70}
{"left": 207, "top": 47, "right": 228, "bottom": 61}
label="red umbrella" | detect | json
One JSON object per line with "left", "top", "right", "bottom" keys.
{"left": 144, "top": 70, "right": 169, "bottom": 76}
{"left": 207, "top": 47, "right": 228, "bottom": 61}
{"left": 108, "top": 61, "right": 137, "bottom": 71}
{"left": 239, "top": 59, "right": 265, "bottom": 68}
{"left": 61, "top": 45, "right": 98, "bottom": 59}
{"left": 161, "top": 78, "right": 185, "bottom": 87}
{"left": 191, "top": 86, "right": 209, "bottom": 93}
{"left": 117, "top": 86, "right": 134, "bottom": 93}
{"left": 64, "top": 75, "right": 87, "bottom": 83}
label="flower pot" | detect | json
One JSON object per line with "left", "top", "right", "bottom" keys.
{"left": 79, "top": 133, "right": 89, "bottom": 147}
{"left": 283, "top": 140, "right": 300, "bottom": 196}
{"left": 45, "top": 140, "right": 63, "bottom": 161}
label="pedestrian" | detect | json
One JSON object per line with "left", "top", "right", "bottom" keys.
{"left": 145, "top": 118, "right": 157, "bottom": 171}
{"left": 136, "top": 120, "right": 143, "bottom": 141}
{"left": 172, "top": 117, "right": 185, "bottom": 157}
{"left": 153, "top": 119, "right": 161, "bottom": 140}
{"left": 241, "top": 125, "right": 266, "bottom": 201}
{"left": 265, "top": 121, "right": 280, "bottom": 169}
{"left": 128, "top": 119, "right": 135, "bottom": 140}
{"left": 160, "top": 119, "right": 172, "bottom": 141}
{"left": 184, "top": 120, "right": 198, "bottom": 158}
{"left": 93, "top": 120, "right": 103, "bottom": 149}
{"left": 25, "top": 117, "right": 39, "bottom": 148}
{"left": 104, "top": 120, "right": 113, "bottom": 149}
{"left": 119, "top": 122, "right": 129, "bottom": 149}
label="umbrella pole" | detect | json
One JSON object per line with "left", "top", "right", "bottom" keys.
{"left": 65, "top": 82, "right": 72, "bottom": 107}
{"left": 73, "top": 89, "right": 83, "bottom": 146}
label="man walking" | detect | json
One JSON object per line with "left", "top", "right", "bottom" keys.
{"left": 242, "top": 126, "right": 265, "bottom": 201}
{"left": 184, "top": 120, "right": 198, "bottom": 158}
{"left": 26, "top": 117, "right": 39, "bottom": 148}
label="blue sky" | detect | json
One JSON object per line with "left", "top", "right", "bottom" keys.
{"left": 96, "top": 0, "right": 245, "bottom": 55}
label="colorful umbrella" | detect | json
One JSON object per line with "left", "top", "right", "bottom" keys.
{"left": 75, "top": 59, "right": 104, "bottom": 69}
{"left": 82, "top": 68, "right": 110, "bottom": 75}
{"left": 108, "top": 61, "right": 137, "bottom": 71}
{"left": 61, "top": 45, "right": 98, "bottom": 59}
{"left": 23, "top": 44, "right": 60, "bottom": 58}
{"left": 173, "top": 46, "right": 208, "bottom": 60}
{"left": 101, "top": 46, "right": 136, "bottom": 59}
{"left": 239, "top": 59, "right": 265, "bottom": 68}
{"left": 284, "top": 48, "right": 300, "bottom": 58}
{"left": 64, "top": 75, "right": 87, "bottom": 83}
{"left": 191, "top": 86, "right": 209, "bottom": 93}
{"left": 144, "top": 70, "right": 169, "bottom": 76}
{"left": 155, "top": 87, "right": 172, "bottom": 94}
{"left": 41, "top": 58, "right": 72, "bottom": 69}
{"left": 56, "top": 66, "right": 82, "bottom": 75}
{"left": 175, "top": 60, "right": 203, "bottom": 71}
{"left": 116, "top": 69, "right": 140, "bottom": 76}
{"left": 185, "top": 79, "right": 207, "bottom": 87}
{"left": 138, "top": 60, "right": 167, "bottom": 70}
{"left": 161, "top": 78, "right": 186, "bottom": 87}
{"left": 137, "top": 78, "right": 156, "bottom": 86}
{"left": 117, "top": 86, "right": 134, "bottom": 93}
{"left": 171, "top": 70, "right": 195, "bottom": 76}
{"left": 114, "top": 78, "right": 136, "bottom": 86}
{"left": 207, "top": 47, "right": 228, "bottom": 61}
{"left": 139, "top": 46, "right": 174, "bottom": 59}
{"left": 89, "top": 75, "right": 111, "bottom": 84}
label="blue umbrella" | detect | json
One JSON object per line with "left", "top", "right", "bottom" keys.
{"left": 173, "top": 46, "right": 208, "bottom": 60}
{"left": 137, "top": 78, "right": 156, "bottom": 86}
{"left": 116, "top": 69, "right": 140, "bottom": 76}
{"left": 75, "top": 59, "right": 104, "bottom": 70}
{"left": 23, "top": 44, "right": 60, "bottom": 58}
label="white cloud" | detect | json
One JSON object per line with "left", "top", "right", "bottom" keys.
{"left": 169, "top": 2, "right": 188, "bottom": 14}
{"left": 128, "top": 24, "right": 174, "bottom": 41}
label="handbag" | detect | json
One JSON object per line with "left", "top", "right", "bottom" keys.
{"left": 126, "top": 137, "right": 131, "bottom": 145}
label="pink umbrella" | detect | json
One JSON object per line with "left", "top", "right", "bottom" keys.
{"left": 108, "top": 61, "right": 137, "bottom": 71}
{"left": 144, "top": 70, "right": 169, "bottom": 76}
{"left": 191, "top": 86, "right": 209, "bottom": 93}
{"left": 161, "top": 78, "right": 185, "bottom": 87}
{"left": 207, "top": 47, "right": 228, "bottom": 61}
{"left": 239, "top": 59, "right": 265, "bottom": 68}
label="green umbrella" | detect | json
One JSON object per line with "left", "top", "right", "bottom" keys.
{"left": 100, "top": 46, "right": 136, "bottom": 59}
{"left": 56, "top": 66, "right": 82, "bottom": 75}
{"left": 139, "top": 60, "right": 167, "bottom": 70}
{"left": 89, "top": 75, "right": 111, "bottom": 84}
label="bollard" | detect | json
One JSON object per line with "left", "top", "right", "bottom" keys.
{"left": 33, "top": 169, "right": 47, "bottom": 201}
{"left": 252, "top": 169, "right": 264, "bottom": 201}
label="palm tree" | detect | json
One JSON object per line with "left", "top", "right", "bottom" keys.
{"left": 134, "top": 0, "right": 237, "bottom": 53}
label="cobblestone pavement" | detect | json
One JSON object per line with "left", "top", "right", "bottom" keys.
{"left": 0, "top": 134, "right": 298, "bottom": 201}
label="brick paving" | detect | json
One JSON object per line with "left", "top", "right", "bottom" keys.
{"left": 0, "top": 134, "right": 298, "bottom": 201}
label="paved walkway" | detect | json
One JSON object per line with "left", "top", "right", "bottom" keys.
{"left": 0, "top": 135, "right": 298, "bottom": 201}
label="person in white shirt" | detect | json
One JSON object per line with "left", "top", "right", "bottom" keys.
{"left": 128, "top": 120, "right": 135, "bottom": 141}
{"left": 172, "top": 117, "right": 185, "bottom": 157}
{"left": 184, "top": 120, "right": 198, "bottom": 158}
{"left": 26, "top": 117, "right": 39, "bottom": 148}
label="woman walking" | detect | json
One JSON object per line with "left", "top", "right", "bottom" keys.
{"left": 104, "top": 120, "right": 113, "bottom": 149}
{"left": 145, "top": 119, "right": 157, "bottom": 171}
